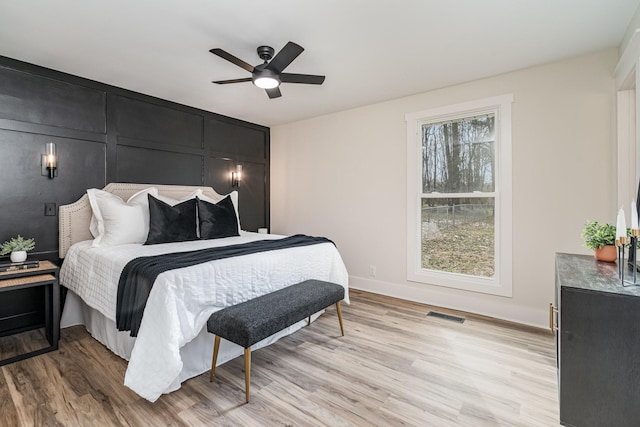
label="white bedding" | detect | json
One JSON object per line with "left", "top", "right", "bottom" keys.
{"left": 60, "top": 232, "right": 349, "bottom": 401}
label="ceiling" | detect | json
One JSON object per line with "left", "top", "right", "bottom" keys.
{"left": 0, "top": 0, "right": 638, "bottom": 127}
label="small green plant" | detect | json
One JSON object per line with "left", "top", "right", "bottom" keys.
{"left": 581, "top": 221, "right": 618, "bottom": 250}
{"left": 0, "top": 235, "right": 35, "bottom": 255}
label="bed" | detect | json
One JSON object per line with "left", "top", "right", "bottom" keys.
{"left": 58, "top": 183, "right": 349, "bottom": 402}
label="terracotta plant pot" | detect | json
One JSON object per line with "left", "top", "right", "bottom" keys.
{"left": 594, "top": 245, "right": 617, "bottom": 262}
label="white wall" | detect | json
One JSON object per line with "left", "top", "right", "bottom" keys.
{"left": 271, "top": 49, "right": 617, "bottom": 328}
{"left": 620, "top": 4, "right": 640, "bottom": 59}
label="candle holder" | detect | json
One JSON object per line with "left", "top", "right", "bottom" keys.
{"left": 621, "top": 231, "right": 640, "bottom": 286}
{"left": 617, "top": 237, "right": 626, "bottom": 282}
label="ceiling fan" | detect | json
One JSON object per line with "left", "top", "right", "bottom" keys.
{"left": 210, "top": 41, "right": 325, "bottom": 99}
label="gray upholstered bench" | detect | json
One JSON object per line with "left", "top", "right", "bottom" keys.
{"left": 207, "top": 279, "right": 345, "bottom": 403}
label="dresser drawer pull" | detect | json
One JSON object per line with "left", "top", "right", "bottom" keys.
{"left": 549, "top": 303, "right": 558, "bottom": 332}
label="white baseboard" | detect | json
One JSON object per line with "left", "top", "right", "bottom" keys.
{"left": 348, "top": 275, "right": 549, "bottom": 330}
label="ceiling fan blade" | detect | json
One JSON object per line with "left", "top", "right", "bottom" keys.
{"left": 280, "top": 73, "right": 325, "bottom": 85}
{"left": 212, "top": 77, "right": 252, "bottom": 85}
{"left": 266, "top": 42, "right": 304, "bottom": 73}
{"left": 266, "top": 87, "right": 282, "bottom": 99}
{"left": 209, "top": 48, "right": 255, "bottom": 73}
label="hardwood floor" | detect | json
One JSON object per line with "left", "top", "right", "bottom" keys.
{"left": 0, "top": 290, "right": 560, "bottom": 426}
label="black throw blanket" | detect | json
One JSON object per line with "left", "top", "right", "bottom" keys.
{"left": 116, "top": 234, "right": 333, "bottom": 336}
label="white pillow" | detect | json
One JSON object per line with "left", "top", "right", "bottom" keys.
{"left": 89, "top": 187, "right": 158, "bottom": 237}
{"left": 87, "top": 187, "right": 158, "bottom": 246}
{"left": 155, "top": 189, "right": 202, "bottom": 206}
{"left": 199, "top": 190, "right": 241, "bottom": 231}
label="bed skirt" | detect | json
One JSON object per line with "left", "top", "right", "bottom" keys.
{"left": 60, "top": 290, "right": 319, "bottom": 395}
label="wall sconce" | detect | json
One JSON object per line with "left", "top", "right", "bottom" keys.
{"left": 41, "top": 142, "right": 57, "bottom": 179}
{"left": 231, "top": 164, "right": 242, "bottom": 187}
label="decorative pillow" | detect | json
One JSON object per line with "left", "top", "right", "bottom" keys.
{"left": 87, "top": 187, "right": 158, "bottom": 246}
{"left": 198, "top": 190, "right": 241, "bottom": 232}
{"left": 145, "top": 195, "right": 198, "bottom": 245}
{"left": 197, "top": 196, "right": 240, "bottom": 240}
{"left": 155, "top": 189, "right": 202, "bottom": 206}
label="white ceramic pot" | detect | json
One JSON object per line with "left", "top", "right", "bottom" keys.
{"left": 10, "top": 251, "right": 27, "bottom": 263}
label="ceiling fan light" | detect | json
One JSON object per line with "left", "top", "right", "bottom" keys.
{"left": 254, "top": 76, "right": 280, "bottom": 89}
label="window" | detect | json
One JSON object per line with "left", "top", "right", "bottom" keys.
{"left": 406, "top": 95, "right": 513, "bottom": 296}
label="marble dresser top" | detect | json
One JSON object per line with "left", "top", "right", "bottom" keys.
{"left": 556, "top": 253, "right": 640, "bottom": 297}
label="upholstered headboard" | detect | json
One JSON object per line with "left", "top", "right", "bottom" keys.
{"left": 58, "top": 183, "right": 224, "bottom": 258}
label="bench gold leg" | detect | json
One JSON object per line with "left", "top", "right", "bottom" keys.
{"left": 244, "top": 348, "right": 251, "bottom": 403}
{"left": 336, "top": 302, "right": 345, "bottom": 336}
{"left": 210, "top": 335, "right": 221, "bottom": 382}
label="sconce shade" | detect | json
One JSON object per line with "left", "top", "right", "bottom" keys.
{"left": 232, "top": 164, "right": 242, "bottom": 187}
{"left": 45, "top": 142, "right": 57, "bottom": 179}
{"left": 46, "top": 143, "right": 56, "bottom": 167}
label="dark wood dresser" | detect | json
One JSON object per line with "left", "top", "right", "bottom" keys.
{"left": 555, "top": 253, "right": 640, "bottom": 427}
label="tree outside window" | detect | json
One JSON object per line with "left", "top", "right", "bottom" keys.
{"left": 421, "top": 114, "right": 496, "bottom": 277}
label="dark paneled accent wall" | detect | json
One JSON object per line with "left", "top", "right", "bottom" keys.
{"left": 0, "top": 56, "right": 270, "bottom": 261}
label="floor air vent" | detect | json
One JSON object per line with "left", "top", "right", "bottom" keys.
{"left": 426, "top": 311, "right": 465, "bottom": 324}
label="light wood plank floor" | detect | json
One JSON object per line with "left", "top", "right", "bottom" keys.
{"left": 0, "top": 290, "right": 560, "bottom": 426}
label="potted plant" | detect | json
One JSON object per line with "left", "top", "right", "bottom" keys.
{"left": 581, "top": 221, "right": 618, "bottom": 262}
{"left": 0, "top": 235, "right": 35, "bottom": 263}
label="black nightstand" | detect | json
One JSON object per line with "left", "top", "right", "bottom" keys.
{"left": 0, "top": 260, "right": 60, "bottom": 365}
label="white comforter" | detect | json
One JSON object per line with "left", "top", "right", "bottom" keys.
{"left": 60, "top": 232, "right": 349, "bottom": 401}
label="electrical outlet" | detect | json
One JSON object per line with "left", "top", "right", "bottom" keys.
{"left": 44, "top": 203, "right": 56, "bottom": 216}
{"left": 369, "top": 265, "right": 376, "bottom": 277}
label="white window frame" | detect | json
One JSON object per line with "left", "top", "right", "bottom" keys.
{"left": 406, "top": 94, "right": 513, "bottom": 297}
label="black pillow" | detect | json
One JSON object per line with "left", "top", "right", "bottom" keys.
{"left": 145, "top": 195, "right": 198, "bottom": 245}
{"left": 197, "top": 195, "right": 240, "bottom": 240}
